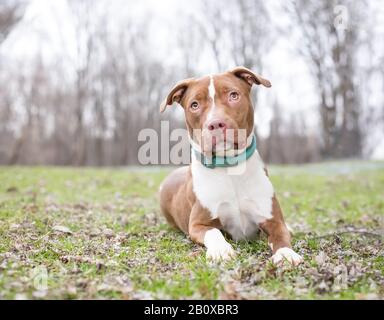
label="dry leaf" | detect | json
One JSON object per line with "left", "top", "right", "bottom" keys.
{"left": 52, "top": 225, "right": 72, "bottom": 234}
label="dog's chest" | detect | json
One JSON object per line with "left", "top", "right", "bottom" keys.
{"left": 191, "top": 152, "right": 274, "bottom": 241}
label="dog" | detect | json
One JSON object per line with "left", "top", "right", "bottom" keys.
{"left": 159, "top": 66, "right": 303, "bottom": 266}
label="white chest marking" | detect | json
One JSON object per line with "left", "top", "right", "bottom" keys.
{"left": 191, "top": 150, "right": 274, "bottom": 241}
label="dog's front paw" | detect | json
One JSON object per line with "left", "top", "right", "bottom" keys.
{"left": 206, "top": 242, "right": 236, "bottom": 262}
{"left": 272, "top": 247, "right": 303, "bottom": 266}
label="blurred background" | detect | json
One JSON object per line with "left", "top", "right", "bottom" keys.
{"left": 0, "top": 0, "right": 383, "bottom": 166}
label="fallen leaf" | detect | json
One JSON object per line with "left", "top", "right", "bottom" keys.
{"left": 103, "top": 228, "right": 114, "bottom": 239}
{"left": 6, "top": 186, "right": 18, "bottom": 193}
{"left": 317, "top": 280, "right": 329, "bottom": 292}
{"left": 314, "top": 251, "right": 328, "bottom": 266}
{"left": 10, "top": 223, "right": 20, "bottom": 230}
{"left": 52, "top": 225, "right": 72, "bottom": 234}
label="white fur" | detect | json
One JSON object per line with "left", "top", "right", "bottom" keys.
{"left": 208, "top": 75, "right": 215, "bottom": 100}
{"left": 191, "top": 147, "right": 274, "bottom": 241}
{"left": 271, "top": 247, "right": 303, "bottom": 266}
{"left": 206, "top": 75, "right": 216, "bottom": 123}
{"left": 204, "top": 228, "right": 236, "bottom": 261}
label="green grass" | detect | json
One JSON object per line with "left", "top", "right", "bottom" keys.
{"left": 0, "top": 161, "right": 383, "bottom": 299}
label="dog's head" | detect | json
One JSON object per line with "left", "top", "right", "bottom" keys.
{"left": 160, "top": 67, "right": 271, "bottom": 155}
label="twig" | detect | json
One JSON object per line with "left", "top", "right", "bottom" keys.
{"left": 307, "top": 229, "right": 382, "bottom": 240}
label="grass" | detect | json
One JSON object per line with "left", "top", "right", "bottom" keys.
{"left": 0, "top": 161, "right": 383, "bottom": 300}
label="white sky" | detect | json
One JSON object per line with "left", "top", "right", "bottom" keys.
{"left": 1, "top": 0, "right": 383, "bottom": 158}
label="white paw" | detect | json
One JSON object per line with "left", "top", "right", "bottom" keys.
{"left": 206, "top": 242, "right": 236, "bottom": 262}
{"left": 204, "top": 228, "right": 236, "bottom": 262}
{"left": 272, "top": 247, "right": 303, "bottom": 266}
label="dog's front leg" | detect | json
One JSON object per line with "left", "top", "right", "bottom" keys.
{"left": 189, "top": 202, "right": 236, "bottom": 262}
{"left": 260, "top": 196, "right": 303, "bottom": 266}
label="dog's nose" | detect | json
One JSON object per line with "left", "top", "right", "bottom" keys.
{"left": 207, "top": 119, "right": 227, "bottom": 131}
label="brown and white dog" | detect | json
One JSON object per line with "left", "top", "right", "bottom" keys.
{"left": 159, "top": 67, "right": 303, "bottom": 266}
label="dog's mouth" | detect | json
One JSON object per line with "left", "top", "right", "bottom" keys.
{"left": 200, "top": 132, "right": 247, "bottom": 155}
{"left": 211, "top": 137, "right": 237, "bottom": 152}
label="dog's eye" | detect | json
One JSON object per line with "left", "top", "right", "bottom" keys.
{"left": 229, "top": 91, "right": 240, "bottom": 101}
{"left": 190, "top": 101, "right": 199, "bottom": 111}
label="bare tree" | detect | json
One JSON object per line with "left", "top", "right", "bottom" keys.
{"left": 176, "top": 16, "right": 203, "bottom": 76}
{"left": 229, "top": 0, "right": 270, "bottom": 72}
{"left": 7, "top": 55, "right": 51, "bottom": 164}
{"left": 260, "top": 98, "right": 321, "bottom": 164}
{"left": 196, "top": 0, "right": 271, "bottom": 74}
{"left": 286, "top": 0, "right": 366, "bottom": 158}
{"left": 0, "top": 1, "right": 25, "bottom": 161}
{"left": 0, "top": 0, "right": 24, "bottom": 45}
{"left": 67, "top": 0, "right": 97, "bottom": 165}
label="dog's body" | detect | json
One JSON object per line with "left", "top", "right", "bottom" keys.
{"left": 159, "top": 67, "right": 303, "bottom": 265}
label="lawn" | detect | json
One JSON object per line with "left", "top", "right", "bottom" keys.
{"left": 0, "top": 161, "right": 383, "bottom": 299}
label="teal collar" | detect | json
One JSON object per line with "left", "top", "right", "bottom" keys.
{"left": 193, "top": 135, "right": 257, "bottom": 169}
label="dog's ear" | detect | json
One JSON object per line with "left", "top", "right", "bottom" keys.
{"left": 230, "top": 66, "right": 271, "bottom": 88}
{"left": 160, "top": 78, "right": 194, "bottom": 113}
